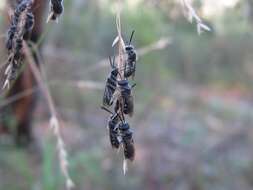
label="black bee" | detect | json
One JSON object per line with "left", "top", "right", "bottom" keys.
{"left": 101, "top": 106, "right": 121, "bottom": 149}
{"left": 23, "top": 12, "right": 34, "bottom": 40}
{"left": 108, "top": 113, "right": 121, "bottom": 149}
{"left": 6, "top": 26, "right": 16, "bottom": 51}
{"left": 13, "top": 38, "right": 22, "bottom": 59}
{"left": 115, "top": 80, "right": 134, "bottom": 116}
{"left": 103, "top": 56, "right": 118, "bottom": 106}
{"left": 15, "top": 0, "right": 29, "bottom": 15}
{"left": 124, "top": 30, "right": 137, "bottom": 78}
{"left": 25, "top": 12, "right": 34, "bottom": 32}
{"left": 6, "top": 0, "right": 33, "bottom": 50}
{"left": 48, "top": 0, "right": 64, "bottom": 21}
{"left": 119, "top": 122, "right": 135, "bottom": 161}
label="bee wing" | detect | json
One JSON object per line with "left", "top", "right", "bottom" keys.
{"left": 103, "top": 86, "right": 113, "bottom": 106}
{"left": 132, "top": 63, "right": 136, "bottom": 80}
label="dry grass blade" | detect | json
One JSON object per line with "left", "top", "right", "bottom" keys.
{"left": 115, "top": 0, "right": 126, "bottom": 79}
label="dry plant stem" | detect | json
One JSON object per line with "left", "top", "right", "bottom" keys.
{"left": 115, "top": 0, "right": 125, "bottom": 122}
{"left": 180, "top": 0, "right": 210, "bottom": 34}
{"left": 23, "top": 42, "right": 74, "bottom": 190}
{"left": 79, "top": 37, "right": 171, "bottom": 74}
{"left": 115, "top": 0, "right": 130, "bottom": 175}
{"left": 2, "top": 37, "right": 171, "bottom": 109}
{"left": 116, "top": 0, "right": 125, "bottom": 79}
{"left": 0, "top": 80, "right": 104, "bottom": 108}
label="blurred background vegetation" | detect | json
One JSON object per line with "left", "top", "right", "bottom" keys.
{"left": 1, "top": 0, "right": 253, "bottom": 189}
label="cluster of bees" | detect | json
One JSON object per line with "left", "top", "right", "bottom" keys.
{"left": 4, "top": 0, "right": 34, "bottom": 89}
{"left": 47, "top": 0, "right": 64, "bottom": 22}
{"left": 102, "top": 31, "right": 137, "bottom": 163}
{"left": 3, "top": 0, "right": 64, "bottom": 89}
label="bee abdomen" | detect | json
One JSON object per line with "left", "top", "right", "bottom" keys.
{"left": 119, "top": 124, "right": 135, "bottom": 161}
{"left": 124, "top": 97, "right": 134, "bottom": 116}
{"left": 123, "top": 138, "right": 135, "bottom": 161}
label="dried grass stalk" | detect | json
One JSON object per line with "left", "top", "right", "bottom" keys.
{"left": 23, "top": 43, "right": 75, "bottom": 190}
{"left": 180, "top": 0, "right": 211, "bottom": 34}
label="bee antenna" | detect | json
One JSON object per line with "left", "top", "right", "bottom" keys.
{"left": 101, "top": 106, "right": 114, "bottom": 115}
{"left": 128, "top": 30, "right": 135, "bottom": 45}
{"left": 109, "top": 56, "right": 113, "bottom": 68}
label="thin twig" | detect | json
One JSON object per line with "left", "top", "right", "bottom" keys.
{"left": 180, "top": 0, "right": 211, "bottom": 34}
{"left": 76, "top": 37, "right": 171, "bottom": 75}
{"left": 0, "top": 80, "right": 104, "bottom": 108}
{"left": 115, "top": 0, "right": 125, "bottom": 80}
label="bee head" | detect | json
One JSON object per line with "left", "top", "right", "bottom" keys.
{"left": 111, "top": 67, "right": 118, "bottom": 76}
{"left": 125, "top": 45, "right": 134, "bottom": 52}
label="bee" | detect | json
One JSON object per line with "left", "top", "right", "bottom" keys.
{"left": 119, "top": 122, "right": 135, "bottom": 161}
{"left": 6, "top": 26, "right": 16, "bottom": 50}
{"left": 115, "top": 80, "right": 135, "bottom": 116}
{"left": 15, "top": 1, "right": 29, "bottom": 15}
{"left": 23, "top": 12, "right": 34, "bottom": 40}
{"left": 6, "top": 0, "right": 33, "bottom": 50}
{"left": 124, "top": 30, "right": 137, "bottom": 78}
{"left": 48, "top": 0, "right": 64, "bottom": 21}
{"left": 25, "top": 12, "right": 34, "bottom": 32}
{"left": 108, "top": 113, "right": 121, "bottom": 149}
{"left": 101, "top": 106, "right": 121, "bottom": 149}
{"left": 103, "top": 56, "right": 118, "bottom": 107}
